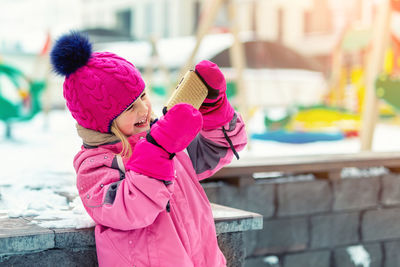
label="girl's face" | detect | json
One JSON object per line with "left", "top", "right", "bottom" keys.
{"left": 115, "top": 91, "right": 152, "bottom": 136}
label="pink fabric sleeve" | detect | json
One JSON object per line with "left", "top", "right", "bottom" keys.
{"left": 77, "top": 166, "right": 173, "bottom": 231}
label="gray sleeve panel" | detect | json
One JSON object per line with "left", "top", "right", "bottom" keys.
{"left": 186, "top": 113, "right": 238, "bottom": 174}
{"left": 111, "top": 156, "right": 125, "bottom": 180}
{"left": 226, "top": 113, "right": 238, "bottom": 131}
{"left": 104, "top": 180, "right": 122, "bottom": 205}
{"left": 187, "top": 134, "right": 228, "bottom": 175}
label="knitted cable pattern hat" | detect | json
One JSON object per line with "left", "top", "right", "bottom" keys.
{"left": 50, "top": 31, "right": 145, "bottom": 133}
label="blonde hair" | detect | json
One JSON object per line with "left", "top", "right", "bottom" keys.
{"left": 110, "top": 121, "right": 132, "bottom": 158}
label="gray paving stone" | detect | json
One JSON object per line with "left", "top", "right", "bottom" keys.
{"left": 333, "top": 177, "right": 379, "bottom": 211}
{"left": 243, "top": 229, "right": 259, "bottom": 257}
{"left": 334, "top": 243, "right": 382, "bottom": 267}
{"left": 277, "top": 179, "right": 331, "bottom": 216}
{"left": 381, "top": 174, "right": 400, "bottom": 206}
{"left": 310, "top": 212, "right": 359, "bottom": 249}
{"left": 201, "top": 181, "right": 221, "bottom": 203}
{"left": 0, "top": 248, "right": 97, "bottom": 267}
{"left": 362, "top": 208, "right": 400, "bottom": 241}
{"left": 283, "top": 250, "right": 330, "bottom": 267}
{"left": 254, "top": 217, "right": 308, "bottom": 255}
{"left": 245, "top": 256, "right": 281, "bottom": 267}
{"left": 218, "top": 181, "right": 275, "bottom": 218}
{"left": 384, "top": 240, "right": 400, "bottom": 267}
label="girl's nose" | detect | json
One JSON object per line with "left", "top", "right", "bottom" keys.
{"left": 136, "top": 99, "right": 148, "bottom": 115}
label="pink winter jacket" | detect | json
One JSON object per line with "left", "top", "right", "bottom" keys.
{"left": 73, "top": 113, "right": 247, "bottom": 267}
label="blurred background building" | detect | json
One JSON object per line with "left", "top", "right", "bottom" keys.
{"left": 0, "top": 0, "right": 374, "bottom": 106}
{"left": 0, "top": 0, "right": 371, "bottom": 55}
{"left": 1, "top": 0, "right": 394, "bottom": 145}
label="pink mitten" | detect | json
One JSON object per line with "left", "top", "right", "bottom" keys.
{"left": 195, "top": 60, "right": 235, "bottom": 130}
{"left": 126, "top": 103, "right": 203, "bottom": 181}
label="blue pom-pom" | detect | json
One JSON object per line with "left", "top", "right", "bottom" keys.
{"left": 50, "top": 31, "right": 92, "bottom": 76}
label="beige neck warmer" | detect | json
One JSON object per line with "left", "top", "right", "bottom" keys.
{"left": 76, "top": 123, "right": 120, "bottom": 146}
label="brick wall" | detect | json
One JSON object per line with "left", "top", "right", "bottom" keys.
{"left": 202, "top": 172, "right": 400, "bottom": 267}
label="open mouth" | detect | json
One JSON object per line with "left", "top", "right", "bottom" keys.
{"left": 134, "top": 118, "right": 148, "bottom": 127}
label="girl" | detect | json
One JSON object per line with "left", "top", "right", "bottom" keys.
{"left": 50, "top": 31, "right": 247, "bottom": 267}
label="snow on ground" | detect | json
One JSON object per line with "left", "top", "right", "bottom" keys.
{"left": 0, "top": 110, "right": 94, "bottom": 228}
{"left": 1, "top": 109, "right": 400, "bottom": 229}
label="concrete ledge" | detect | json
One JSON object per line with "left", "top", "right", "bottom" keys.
{"left": 0, "top": 204, "right": 262, "bottom": 266}
{"left": 211, "top": 203, "right": 263, "bottom": 234}
{"left": 0, "top": 217, "right": 54, "bottom": 255}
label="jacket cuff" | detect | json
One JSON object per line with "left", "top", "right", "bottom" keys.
{"left": 126, "top": 139, "right": 175, "bottom": 181}
{"left": 200, "top": 95, "right": 235, "bottom": 131}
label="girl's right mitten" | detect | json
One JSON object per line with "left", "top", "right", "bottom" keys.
{"left": 126, "top": 103, "right": 203, "bottom": 181}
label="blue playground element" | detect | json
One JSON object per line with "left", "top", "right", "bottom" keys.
{"left": 251, "top": 130, "right": 345, "bottom": 144}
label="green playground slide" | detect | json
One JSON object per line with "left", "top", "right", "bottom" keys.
{"left": 0, "top": 63, "right": 46, "bottom": 137}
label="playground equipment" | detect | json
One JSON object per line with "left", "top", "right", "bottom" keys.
{"left": 359, "top": 0, "right": 392, "bottom": 150}
{"left": 374, "top": 1, "right": 400, "bottom": 113}
{"left": 250, "top": 27, "right": 367, "bottom": 144}
{"left": 288, "top": 106, "right": 360, "bottom": 134}
{"left": 269, "top": 0, "right": 397, "bottom": 146}
{"left": 0, "top": 63, "right": 46, "bottom": 138}
{"left": 255, "top": 105, "right": 359, "bottom": 144}
{"left": 178, "top": 0, "right": 247, "bottom": 121}
{"left": 376, "top": 75, "right": 400, "bottom": 110}
{"left": 251, "top": 130, "right": 344, "bottom": 144}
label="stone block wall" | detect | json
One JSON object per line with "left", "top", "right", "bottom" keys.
{"left": 202, "top": 173, "right": 400, "bottom": 267}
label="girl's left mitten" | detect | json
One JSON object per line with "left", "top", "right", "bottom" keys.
{"left": 195, "top": 60, "right": 235, "bottom": 130}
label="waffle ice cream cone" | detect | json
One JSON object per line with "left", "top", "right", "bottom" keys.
{"left": 165, "top": 70, "right": 208, "bottom": 111}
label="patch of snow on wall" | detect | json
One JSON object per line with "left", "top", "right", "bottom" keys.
{"left": 346, "top": 245, "right": 371, "bottom": 267}
{"left": 263, "top": 255, "right": 279, "bottom": 265}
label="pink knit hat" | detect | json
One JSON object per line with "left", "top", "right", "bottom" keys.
{"left": 50, "top": 31, "right": 145, "bottom": 133}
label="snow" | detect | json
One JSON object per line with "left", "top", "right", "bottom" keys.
{"left": 0, "top": 110, "right": 94, "bottom": 229}
{"left": 1, "top": 109, "right": 400, "bottom": 229}
{"left": 346, "top": 245, "right": 371, "bottom": 267}
{"left": 263, "top": 255, "right": 279, "bottom": 265}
